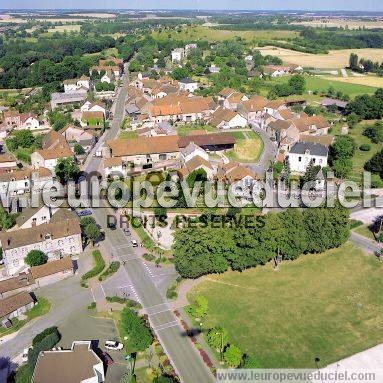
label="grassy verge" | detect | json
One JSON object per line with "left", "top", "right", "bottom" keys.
{"left": 0, "top": 296, "right": 51, "bottom": 338}
{"left": 353, "top": 224, "right": 376, "bottom": 241}
{"left": 98, "top": 261, "right": 120, "bottom": 281}
{"left": 81, "top": 250, "right": 106, "bottom": 283}
{"left": 188, "top": 243, "right": 383, "bottom": 368}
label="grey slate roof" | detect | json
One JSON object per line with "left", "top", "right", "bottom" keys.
{"left": 179, "top": 78, "right": 196, "bottom": 84}
{"left": 290, "top": 142, "right": 328, "bottom": 157}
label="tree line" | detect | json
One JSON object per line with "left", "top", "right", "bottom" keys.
{"left": 173, "top": 206, "right": 350, "bottom": 279}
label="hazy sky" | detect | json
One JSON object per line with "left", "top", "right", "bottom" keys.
{"left": 2, "top": 0, "right": 383, "bottom": 12}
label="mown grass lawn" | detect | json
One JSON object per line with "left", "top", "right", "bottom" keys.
{"left": 353, "top": 224, "right": 376, "bottom": 241}
{"left": 176, "top": 124, "right": 217, "bottom": 136}
{"left": 226, "top": 131, "right": 263, "bottom": 162}
{"left": 188, "top": 243, "right": 383, "bottom": 368}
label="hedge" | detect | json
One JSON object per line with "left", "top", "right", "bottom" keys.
{"left": 98, "top": 261, "right": 120, "bottom": 281}
{"left": 81, "top": 250, "right": 105, "bottom": 281}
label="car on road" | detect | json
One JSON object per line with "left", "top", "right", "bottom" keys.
{"left": 131, "top": 239, "right": 138, "bottom": 247}
{"left": 77, "top": 209, "right": 92, "bottom": 217}
{"left": 101, "top": 351, "right": 114, "bottom": 365}
{"left": 123, "top": 228, "right": 131, "bottom": 236}
{"left": 107, "top": 221, "right": 117, "bottom": 230}
{"left": 105, "top": 340, "right": 124, "bottom": 351}
{"left": 22, "top": 348, "right": 30, "bottom": 363}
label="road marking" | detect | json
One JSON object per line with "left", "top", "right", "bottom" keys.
{"left": 143, "top": 302, "right": 168, "bottom": 311}
{"left": 147, "top": 308, "right": 172, "bottom": 316}
{"left": 100, "top": 284, "right": 106, "bottom": 298}
{"left": 153, "top": 321, "right": 179, "bottom": 332}
{"left": 143, "top": 262, "right": 154, "bottom": 277}
{"left": 90, "top": 288, "right": 96, "bottom": 302}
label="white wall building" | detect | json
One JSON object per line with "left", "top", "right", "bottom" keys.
{"left": 287, "top": 142, "right": 328, "bottom": 173}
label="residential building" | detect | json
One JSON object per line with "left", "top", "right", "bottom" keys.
{"left": 180, "top": 142, "right": 209, "bottom": 163}
{"left": 185, "top": 43, "right": 198, "bottom": 54}
{"left": 63, "top": 76, "right": 91, "bottom": 93}
{"left": 81, "top": 111, "right": 105, "bottom": 127}
{"left": 0, "top": 272, "right": 35, "bottom": 299}
{"left": 178, "top": 78, "right": 199, "bottom": 93}
{"left": 100, "top": 70, "right": 115, "bottom": 84}
{"left": 321, "top": 98, "right": 348, "bottom": 113}
{"left": 287, "top": 142, "right": 328, "bottom": 173}
{"left": 0, "top": 167, "right": 52, "bottom": 197}
{"left": 239, "top": 95, "right": 268, "bottom": 120}
{"left": 32, "top": 341, "right": 105, "bottom": 383}
{"left": 4, "top": 111, "right": 40, "bottom": 130}
{"left": 61, "top": 125, "right": 96, "bottom": 152}
{"left": 107, "top": 135, "right": 180, "bottom": 170}
{"left": 264, "top": 100, "right": 287, "bottom": 116}
{"left": 103, "top": 157, "right": 125, "bottom": 178}
{"left": 80, "top": 101, "right": 107, "bottom": 117}
{"left": 223, "top": 92, "right": 249, "bottom": 110}
{"left": 31, "top": 257, "right": 74, "bottom": 287}
{"left": 178, "top": 156, "right": 215, "bottom": 180}
{"left": 171, "top": 48, "right": 185, "bottom": 62}
{"left": 0, "top": 218, "right": 82, "bottom": 276}
{"left": 268, "top": 120, "right": 300, "bottom": 148}
{"left": 15, "top": 204, "right": 58, "bottom": 229}
{"left": 210, "top": 107, "right": 248, "bottom": 129}
{"left": 0, "top": 153, "right": 17, "bottom": 169}
{"left": 218, "top": 87, "right": 236, "bottom": 102}
{"left": 0, "top": 292, "right": 35, "bottom": 326}
{"left": 31, "top": 144, "right": 72, "bottom": 171}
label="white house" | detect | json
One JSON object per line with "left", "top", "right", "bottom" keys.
{"left": 31, "top": 144, "right": 73, "bottom": 171}
{"left": 80, "top": 101, "right": 107, "bottom": 117}
{"left": 63, "top": 76, "right": 90, "bottom": 93}
{"left": 0, "top": 292, "right": 35, "bottom": 324}
{"left": 101, "top": 70, "right": 114, "bottom": 84}
{"left": 32, "top": 341, "right": 105, "bottom": 383}
{"left": 178, "top": 78, "right": 199, "bottom": 93}
{"left": 180, "top": 142, "right": 209, "bottom": 163}
{"left": 0, "top": 218, "right": 82, "bottom": 276}
{"left": 103, "top": 157, "right": 125, "bottom": 178}
{"left": 15, "top": 204, "right": 59, "bottom": 229}
{"left": 210, "top": 108, "right": 248, "bottom": 129}
{"left": 287, "top": 142, "right": 328, "bottom": 173}
{"left": 4, "top": 111, "right": 40, "bottom": 131}
{"left": 185, "top": 43, "right": 198, "bottom": 55}
{"left": 178, "top": 156, "right": 215, "bottom": 180}
{"left": 171, "top": 48, "right": 185, "bottom": 63}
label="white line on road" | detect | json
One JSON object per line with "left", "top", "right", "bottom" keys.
{"left": 153, "top": 321, "right": 179, "bottom": 332}
{"left": 147, "top": 308, "right": 172, "bottom": 316}
{"left": 90, "top": 288, "right": 96, "bottom": 302}
{"left": 100, "top": 284, "right": 106, "bottom": 298}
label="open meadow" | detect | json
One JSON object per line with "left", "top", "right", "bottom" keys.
{"left": 188, "top": 243, "right": 383, "bottom": 368}
{"left": 258, "top": 46, "right": 383, "bottom": 69}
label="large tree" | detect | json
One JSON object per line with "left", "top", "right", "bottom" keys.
{"left": 25, "top": 250, "right": 48, "bottom": 267}
{"left": 55, "top": 157, "right": 80, "bottom": 183}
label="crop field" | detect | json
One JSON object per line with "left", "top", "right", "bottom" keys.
{"left": 323, "top": 75, "right": 383, "bottom": 88}
{"left": 153, "top": 25, "right": 298, "bottom": 42}
{"left": 291, "top": 18, "right": 383, "bottom": 30}
{"left": 48, "top": 25, "right": 81, "bottom": 33}
{"left": 258, "top": 46, "right": 383, "bottom": 68}
{"left": 188, "top": 243, "right": 383, "bottom": 368}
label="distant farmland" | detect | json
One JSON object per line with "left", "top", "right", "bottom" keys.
{"left": 258, "top": 46, "right": 383, "bottom": 69}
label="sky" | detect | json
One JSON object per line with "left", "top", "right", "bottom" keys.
{"left": 2, "top": 0, "right": 383, "bottom": 12}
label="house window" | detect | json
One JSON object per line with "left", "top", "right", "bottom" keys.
{"left": 159, "top": 154, "right": 167, "bottom": 161}
{"left": 298, "top": 157, "right": 302, "bottom": 162}
{"left": 312, "top": 158, "right": 316, "bottom": 163}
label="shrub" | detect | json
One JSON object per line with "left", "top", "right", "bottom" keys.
{"left": 87, "top": 302, "right": 96, "bottom": 310}
{"left": 98, "top": 261, "right": 120, "bottom": 281}
{"left": 350, "top": 219, "right": 364, "bottom": 229}
{"left": 81, "top": 250, "right": 105, "bottom": 281}
{"left": 143, "top": 253, "right": 156, "bottom": 262}
{"left": 25, "top": 250, "right": 48, "bottom": 267}
{"left": 359, "top": 144, "right": 371, "bottom": 151}
{"left": 32, "top": 326, "right": 60, "bottom": 346}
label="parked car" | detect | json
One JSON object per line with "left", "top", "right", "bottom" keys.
{"left": 22, "top": 348, "right": 30, "bottom": 363}
{"left": 101, "top": 351, "right": 114, "bottom": 365}
{"left": 107, "top": 222, "right": 117, "bottom": 230}
{"left": 77, "top": 209, "right": 92, "bottom": 217}
{"left": 105, "top": 340, "right": 124, "bottom": 351}
{"left": 123, "top": 228, "right": 131, "bottom": 236}
{"left": 131, "top": 239, "right": 138, "bottom": 247}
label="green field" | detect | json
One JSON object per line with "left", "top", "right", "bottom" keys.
{"left": 176, "top": 124, "right": 217, "bottom": 136}
{"left": 188, "top": 243, "right": 383, "bottom": 368}
{"left": 269, "top": 74, "right": 377, "bottom": 98}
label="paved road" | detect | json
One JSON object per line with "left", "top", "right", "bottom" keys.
{"left": 349, "top": 232, "right": 382, "bottom": 254}
{"left": 249, "top": 122, "right": 278, "bottom": 174}
{"left": 85, "top": 70, "right": 215, "bottom": 383}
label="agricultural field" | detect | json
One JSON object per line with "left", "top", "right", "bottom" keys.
{"left": 323, "top": 74, "right": 383, "bottom": 88}
{"left": 47, "top": 24, "right": 81, "bottom": 33}
{"left": 188, "top": 243, "right": 383, "bottom": 368}
{"left": 291, "top": 18, "right": 383, "bottom": 30}
{"left": 258, "top": 46, "right": 383, "bottom": 69}
{"left": 226, "top": 131, "right": 264, "bottom": 162}
{"left": 152, "top": 25, "right": 298, "bottom": 42}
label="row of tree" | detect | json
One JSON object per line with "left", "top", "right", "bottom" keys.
{"left": 173, "top": 206, "right": 350, "bottom": 279}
